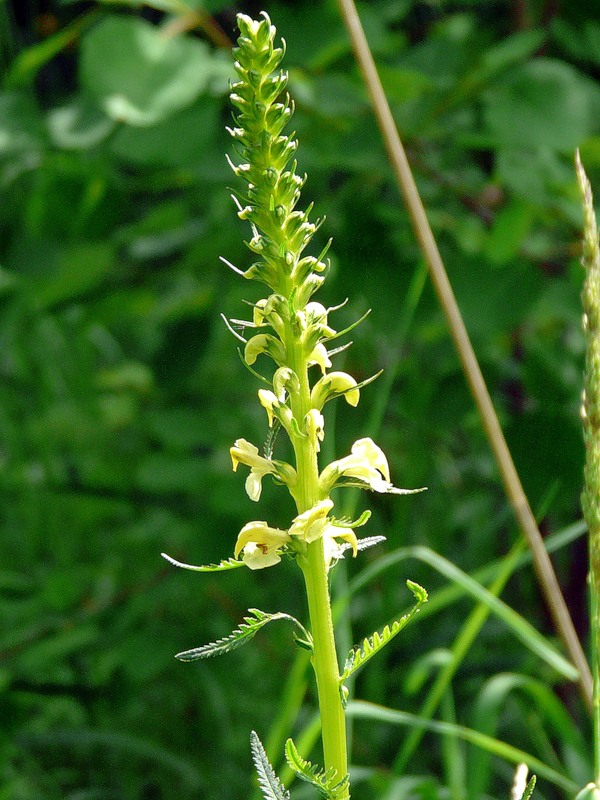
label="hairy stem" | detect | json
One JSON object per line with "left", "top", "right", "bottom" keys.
{"left": 300, "top": 541, "right": 348, "bottom": 789}
{"left": 287, "top": 317, "right": 349, "bottom": 790}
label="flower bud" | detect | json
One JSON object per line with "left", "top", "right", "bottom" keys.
{"left": 311, "top": 371, "right": 360, "bottom": 410}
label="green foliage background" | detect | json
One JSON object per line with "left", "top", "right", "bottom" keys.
{"left": 2, "top": 0, "right": 600, "bottom": 798}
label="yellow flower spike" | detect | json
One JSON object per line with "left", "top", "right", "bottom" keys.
{"left": 289, "top": 499, "right": 334, "bottom": 543}
{"left": 311, "top": 371, "right": 360, "bottom": 410}
{"left": 234, "top": 520, "right": 291, "bottom": 570}
{"left": 308, "top": 342, "right": 332, "bottom": 374}
{"left": 305, "top": 408, "right": 325, "bottom": 452}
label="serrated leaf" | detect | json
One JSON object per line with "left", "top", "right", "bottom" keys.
{"left": 250, "top": 731, "right": 290, "bottom": 800}
{"left": 338, "top": 535, "right": 386, "bottom": 554}
{"left": 175, "top": 609, "right": 311, "bottom": 661}
{"left": 520, "top": 776, "right": 537, "bottom": 800}
{"left": 284, "top": 738, "right": 349, "bottom": 800}
{"left": 161, "top": 552, "right": 245, "bottom": 572}
{"left": 340, "top": 580, "right": 427, "bottom": 682}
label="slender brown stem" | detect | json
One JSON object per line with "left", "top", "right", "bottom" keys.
{"left": 336, "top": 0, "right": 592, "bottom": 709}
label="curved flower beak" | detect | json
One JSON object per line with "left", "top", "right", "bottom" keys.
{"left": 234, "top": 520, "right": 291, "bottom": 569}
{"left": 308, "top": 342, "right": 332, "bottom": 374}
{"left": 311, "top": 371, "right": 360, "bottom": 410}
{"left": 320, "top": 437, "right": 426, "bottom": 497}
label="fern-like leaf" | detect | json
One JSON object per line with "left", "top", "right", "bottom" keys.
{"left": 338, "top": 535, "right": 386, "bottom": 554}
{"left": 520, "top": 776, "right": 536, "bottom": 800}
{"left": 250, "top": 731, "right": 290, "bottom": 800}
{"left": 161, "top": 552, "right": 245, "bottom": 572}
{"left": 284, "top": 738, "right": 349, "bottom": 800}
{"left": 175, "top": 608, "right": 311, "bottom": 661}
{"left": 340, "top": 580, "right": 427, "bottom": 682}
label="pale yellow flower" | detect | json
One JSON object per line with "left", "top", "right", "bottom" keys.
{"left": 305, "top": 409, "right": 325, "bottom": 451}
{"left": 320, "top": 437, "right": 425, "bottom": 496}
{"left": 230, "top": 438, "right": 298, "bottom": 501}
{"left": 289, "top": 499, "right": 358, "bottom": 566}
{"left": 258, "top": 389, "right": 293, "bottom": 432}
{"left": 234, "top": 520, "right": 290, "bottom": 569}
{"left": 311, "top": 371, "right": 360, "bottom": 409}
{"left": 308, "top": 342, "right": 332, "bottom": 374}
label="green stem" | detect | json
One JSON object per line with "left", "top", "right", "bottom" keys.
{"left": 592, "top": 550, "right": 600, "bottom": 785}
{"left": 285, "top": 318, "right": 349, "bottom": 791}
{"left": 300, "top": 540, "right": 349, "bottom": 789}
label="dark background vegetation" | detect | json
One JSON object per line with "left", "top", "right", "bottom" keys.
{"left": 2, "top": 0, "right": 600, "bottom": 797}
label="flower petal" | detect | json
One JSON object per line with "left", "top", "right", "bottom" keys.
{"left": 234, "top": 520, "right": 290, "bottom": 558}
{"left": 289, "top": 499, "right": 334, "bottom": 543}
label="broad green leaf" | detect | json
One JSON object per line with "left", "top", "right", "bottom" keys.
{"left": 485, "top": 199, "right": 534, "bottom": 264}
{"left": 110, "top": 97, "right": 220, "bottom": 168}
{"left": 551, "top": 18, "right": 600, "bottom": 67}
{"left": 80, "top": 16, "right": 212, "bottom": 126}
{"left": 482, "top": 58, "right": 597, "bottom": 152}
{"left": 27, "top": 242, "right": 114, "bottom": 309}
{"left": 0, "top": 91, "right": 46, "bottom": 157}
{"left": 47, "top": 96, "right": 115, "bottom": 149}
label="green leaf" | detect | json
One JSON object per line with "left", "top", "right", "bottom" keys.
{"left": 250, "top": 731, "right": 290, "bottom": 800}
{"left": 0, "top": 91, "right": 46, "bottom": 157}
{"left": 340, "top": 580, "right": 427, "bottom": 683}
{"left": 47, "top": 96, "right": 115, "bottom": 150}
{"left": 350, "top": 545, "right": 580, "bottom": 682}
{"left": 347, "top": 701, "right": 577, "bottom": 794}
{"left": 28, "top": 242, "right": 114, "bottom": 309}
{"left": 482, "top": 58, "right": 597, "bottom": 152}
{"left": 284, "top": 738, "right": 349, "bottom": 800}
{"left": 175, "top": 609, "right": 312, "bottom": 661}
{"left": 4, "top": 13, "right": 96, "bottom": 88}
{"left": 80, "top": 16, "right": 213, "bottom": 126}
{"left": 161, "top": 552, "right": 246, "bottom": 572}
{"left": 520, "top": 775, "right": 537, "bottom": 800}
{"left": 110, "top": 97, "right": 220, "bottom": 168}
